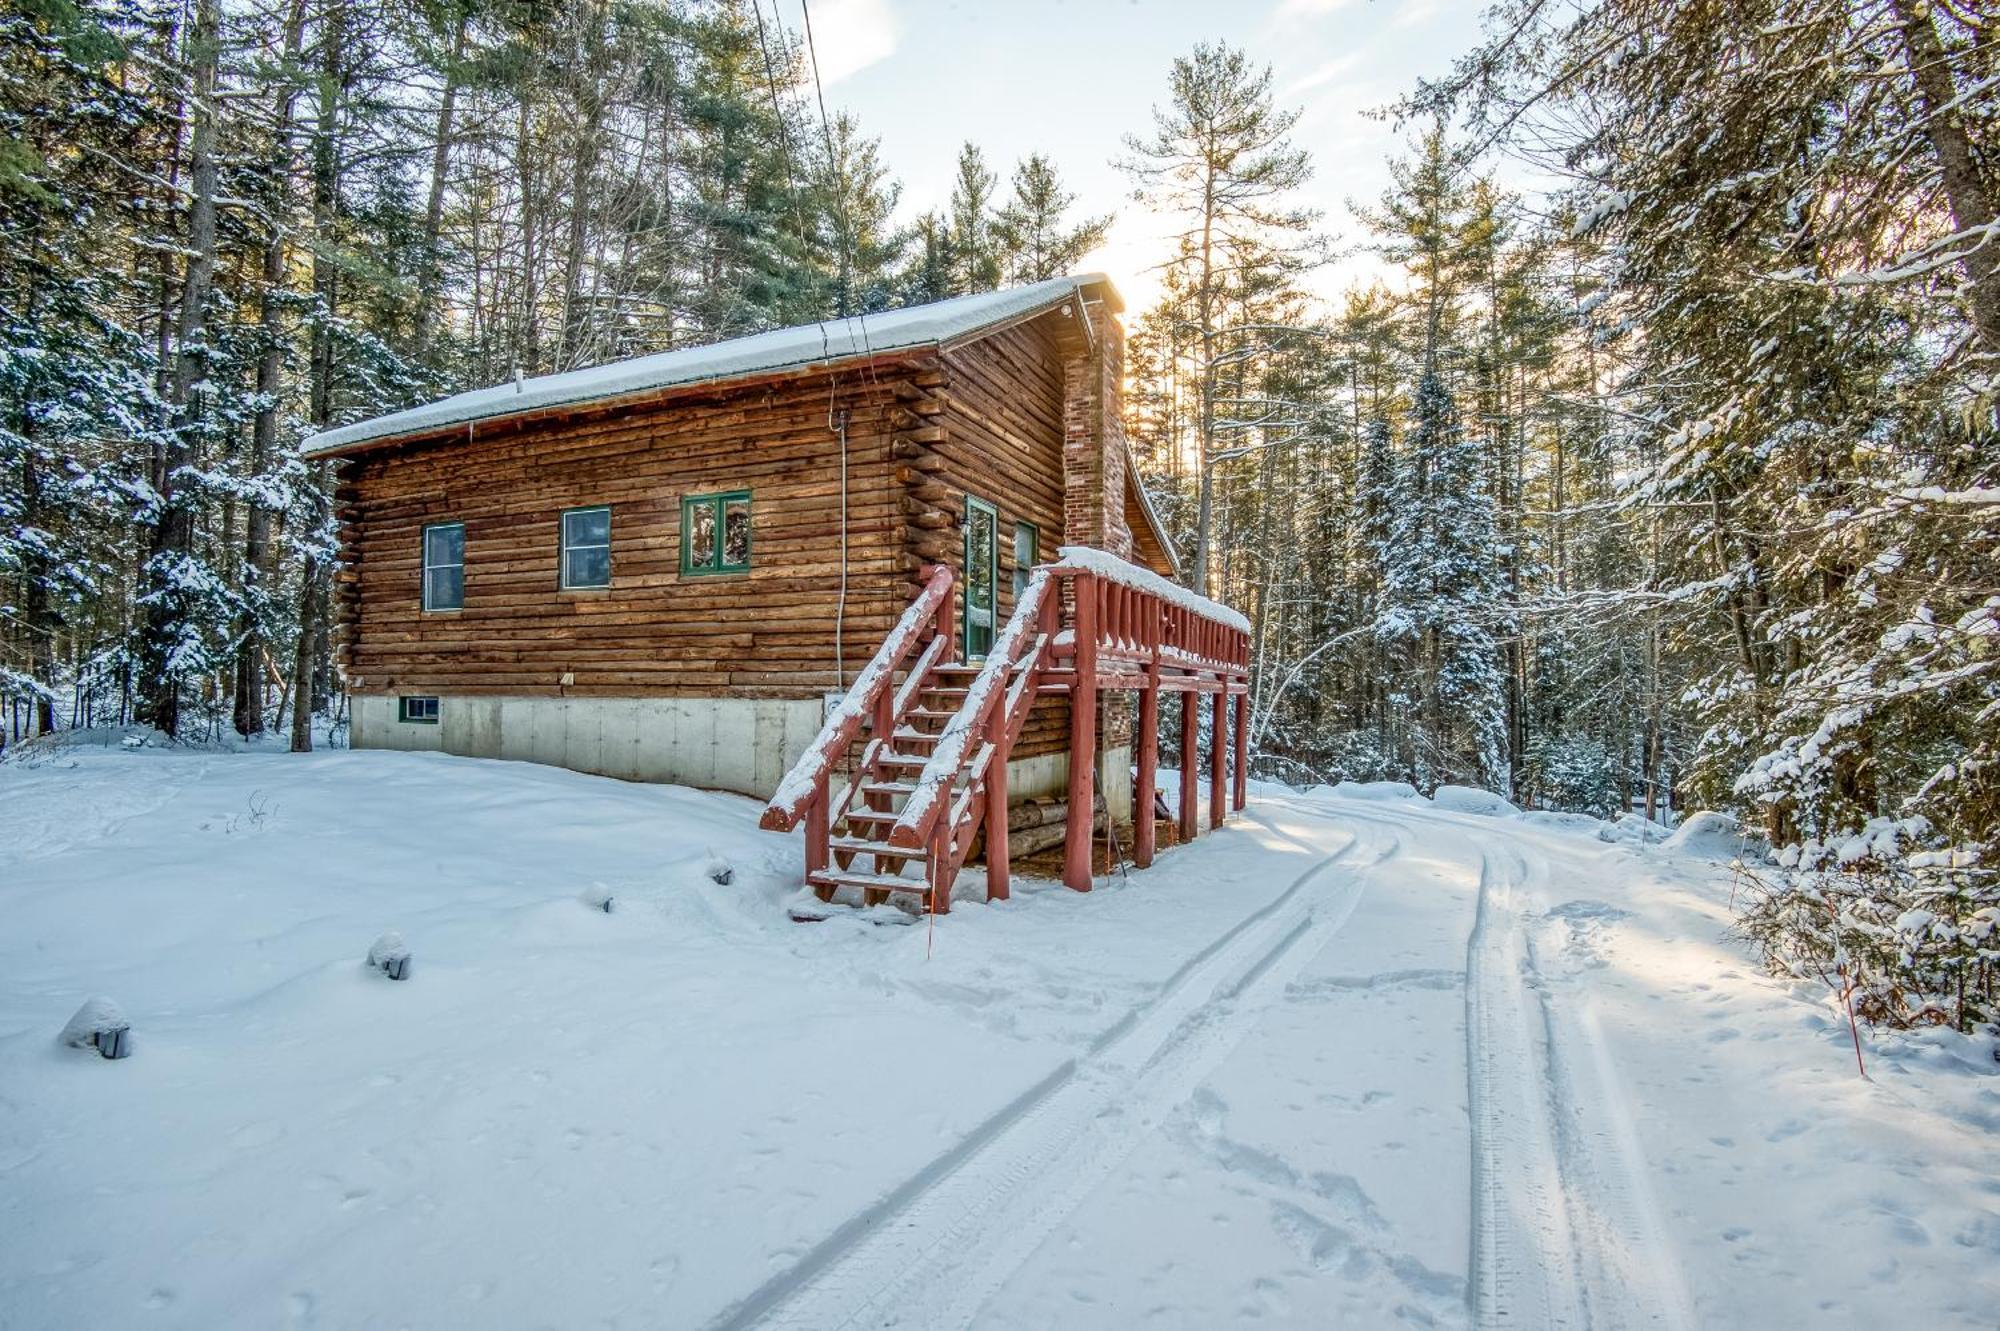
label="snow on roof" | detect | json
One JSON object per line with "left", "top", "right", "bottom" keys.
{"left": 303, "top": 274, "right": 1120, "bottom": 457}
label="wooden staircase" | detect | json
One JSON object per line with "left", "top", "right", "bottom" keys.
{"left": 764, "top": 552, "right": 1253, "bottom": 919}
{"left": 809, "top": 660, "right": 981, "bottom": 908}
{"left": 762, "top": 565, "right": 1058, "bottom": 917}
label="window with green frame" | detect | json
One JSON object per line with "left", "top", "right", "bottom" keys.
{"left": 963, "top": 495, "right": 998, "bottom": 659}
{"left": 1012, "top": 519, "right": 1038, "bottom": 599}
{"left": 681, "top": 491, "right": 751, "bottom": 575}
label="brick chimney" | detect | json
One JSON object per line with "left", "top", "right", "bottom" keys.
{"left": 1061, "top": 290, "right": 1135, "bottom": 560}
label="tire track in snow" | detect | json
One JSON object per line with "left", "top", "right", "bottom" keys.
{"left": 706, "top": 818, "right": 1399, "bottom": 1331}
{"left": 1219, "top": 794, "right": 1698, "bottom": 1329}
{"left": 1466, "top": 841, "right": 1587, "bottom": 1329}
{"left": 1467, "top": 832, "right": 1694, "bottom": 1331}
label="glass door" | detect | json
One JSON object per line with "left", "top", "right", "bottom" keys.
{"left": 963, "top": 495, "right": 998, "bottom": 659}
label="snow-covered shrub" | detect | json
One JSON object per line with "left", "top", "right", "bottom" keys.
{"left": 1522, "top": 735, "right": 1624, "bottom": 819}
{"left": 1736, "top": 820, "right": 1998, "bottom": 1031}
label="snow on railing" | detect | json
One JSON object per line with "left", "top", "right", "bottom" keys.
{"left": 761, "top": 565, "right": 954, "bottom": 831}
{"left": 1053, "top": 546, "right": 1251, "bottom": 634}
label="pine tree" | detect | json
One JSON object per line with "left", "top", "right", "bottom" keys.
{"left": 947, "top": 141, "right": 1000, "bottom": 294}
{"left": 992, "top": 154, "right": 1111, "bottom": 284}
{"left": 1119, "top": 41, "right": 1318, "bottom": 596}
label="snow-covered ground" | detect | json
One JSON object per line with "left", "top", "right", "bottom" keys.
{"left": 2, "top": 740, "right": 1995, "bottom": 1329}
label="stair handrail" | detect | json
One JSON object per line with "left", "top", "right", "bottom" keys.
{"left": 761, "top": 564, "right": 955, "bottom": 833}
{"left": 888, "top": 568, "right": 1054, "bottom": 851}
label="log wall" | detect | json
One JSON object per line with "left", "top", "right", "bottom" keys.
{"left": 335, "top": 362, "right": 924, "bottom": 699}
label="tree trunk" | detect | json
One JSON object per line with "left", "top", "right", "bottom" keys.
{"left": 293, "top": 0, "right": 346, "bottom": 753}
{"left": 235, "top": 0, "right": 308, "bottom": 739}
{"left": 139, "top": 0, "right": 221, "bottom": 738}
{"left": 412, "top": 8, "right": 468, "bottom": 369}
{"left": 1893, "top": 0, "right": 2000, "bottom": 356}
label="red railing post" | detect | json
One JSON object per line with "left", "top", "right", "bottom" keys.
{"left": 1064, "top": 572, "right": 1098, "bottom": 892}
{"left": 806, "top": 771, "right": 829, "bottom": 877}
{"left": 936, "top": 566, "right": 957, "bottom": 663}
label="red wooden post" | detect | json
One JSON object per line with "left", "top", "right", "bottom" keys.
{"left": 937, "top": 572, "right": 957, "bottom": 663}
{"left": 927, "top": 821, "right": 951, "bottom": 915}
{"left": 1179, "top": 690, "right": 1198, "bottom": 841}
{"left": 1233, "top": 686, "right": 1249, "bottom": 811}
{"left": 1209, "top": 689, "right": 1227, "bottom": 831}
{"left": 1134, "top": 598, "right": 1159, "bottom": 868}
{"left": 1064, "top": 573, "right": 1098, "bottom": 892}
{"left": 805, "top": 771, "right": 829, "bottom": 897}
{"left": 985, "top": 704, "right": 1010, "bottom": 901}
{"left": 1135, "top": 675, "right": 1158, "bottom": 868}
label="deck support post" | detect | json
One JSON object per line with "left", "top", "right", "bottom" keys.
{"left": 1233, "top": 688, "right": 1249, "bottom": 812}
{"left": 1064, "top": 573, "right": 1098, "bottom": 892}
{"left": 1210, "top": 689, "right": 1227, "bottom": 832}
{"left": 1134, "top": 673, "right": 1158, "bottom": 869}
{"left": 1179, "top": 691, "right": 1198, "bottom": 841}
{"left": 985, "top": 705, "right": 1010, "bottom": 901}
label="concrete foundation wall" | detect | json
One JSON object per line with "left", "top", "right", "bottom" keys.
{"left": 353, "top": 693, "right": 1135, "bottom": 816}
{"left": 351, "top": 694, "right": 825, "bottom": 798}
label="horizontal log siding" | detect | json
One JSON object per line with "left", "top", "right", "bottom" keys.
{"left": 936, "top": 315, "right": 1072, "bottom": 761}
{"left": 336, "top": 370, "right": 915, "bottom": 699}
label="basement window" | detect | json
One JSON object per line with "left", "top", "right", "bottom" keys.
{"left": 398, "top": 696, "right": 440, "bottom": 724}
{"left": 421, "top": 522, "right": 464, "bottom": 611}
{"left": 681, "top": 491, "right": 751, "bottom": 575}
{"left": 561, "top": 506, "right": 613, "bottom": 589}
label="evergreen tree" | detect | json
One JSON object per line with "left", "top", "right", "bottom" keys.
{"left": 1119, "top": 41, "right": 1318, "bottom": 595}
{"left": 947, "top": 141, "right": 1000, "bottom": 294}
{"left": 992, "top": 153, "right": 1111, "bottom": 285}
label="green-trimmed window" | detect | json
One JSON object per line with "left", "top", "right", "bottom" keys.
{"left": 421, "top": 522, "right": 464, "bottom": 611}
{"left": 561, "top": 505, "right": 612, "bottom": 589}
{"left": 964, "top": 495, "right": 998, "bottom": 659}
{"left": 681, "top": 491, "right": 751, "bottom": 575}
{"left": 1012, "top": 520, "right": 1038, "bottom": 600}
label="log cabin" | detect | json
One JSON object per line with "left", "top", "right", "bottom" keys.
{"left": 307, "top": 274, "right": 1251, "bottom": 912}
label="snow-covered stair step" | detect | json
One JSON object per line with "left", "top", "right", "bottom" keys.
{"left": 840, "top": 809, "right": 900, "bottom": 826}
{"left": 828, "top": 835, "right": 913, "bottom": 857}
{"left": 806, "top": 869, "right": 929, "bottom": 896}
{"left": 874, "top": 752, "right": 930, "bottom": 771}
{"left": 859, "top": 779, "right": 919, "bottom": 797}
{"left": 890, "top": 727, "right": 940, "bottom": 747}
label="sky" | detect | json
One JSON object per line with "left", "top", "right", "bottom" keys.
{"left": 796, "top": 0, "right": 1496, "bottom": 315}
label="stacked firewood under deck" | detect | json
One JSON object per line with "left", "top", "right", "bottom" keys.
{"left": 761, "top": 551, "right": 1251, "bottom": 916}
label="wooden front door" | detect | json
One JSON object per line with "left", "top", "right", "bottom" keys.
{"left": 963, "top": 494, "right": 998, "bottom": 659}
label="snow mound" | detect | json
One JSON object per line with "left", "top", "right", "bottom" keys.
{"left": 1598, "top": 812, "right": 1672, "bottom": 845}
{"left": 367, "top": 931, "right": 411, "bottom": 980}
{"left": 1660, "top": 811, "right": 1747, "bottom": 860}
{"left": 1431, "top": 785, "right": 1519, "bottom": 817}
{"left": 1521, "top": 809, "right": 1607, "bottom": 835}
{"left": 1330, "top": 780, "right": 1424, "bottom": 802}
{"left": 59, "top": 996, "right": 129, "bottom": 1052}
